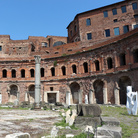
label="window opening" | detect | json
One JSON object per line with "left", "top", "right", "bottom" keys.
{"left": 123, "top": 25, "right": 129, "bottom": 33}
{"left": 41, "top": 68, "right": 44, "bottom": 77}
{"left": 121, "top": 6, "right": 126, "bottom": 13}
{"left": 86, "top": 18, "right": 91, "bottom": 26}
{"left": 87, "top": 33, "right": 92, "bottom": 40}
{"left": 61, "top": 66, "right": 66, "bottom": 76}
{"left": 31, "top": 44, "right": 35, "bottom": 52}
{"left": 0, "top": 46, "right": 2, "bottom": 51}
{"left": 30, "top": 69, "right": 34, "bottom": 77}
{"left": 72, "top": 65, "right": 77, "bottom": 74}
{"left": 3, "top": 69, "right": 7, "bottom": 78}
{"left": 133, "top": 49, "right": 138, "bottom": 63}
{"left": 50, "top": 87, "right": 53, "bottom": 91}
{"left": 51, "top": 67, "right": 55, "bottom": 76}
{"left": 107, "top": 58, "right": 113, "bottom": 69}
{"left": 114, "top": 27, "right": 120, "bottom": 36}
{"left": 42, "top": 42, "right": 48, "bottom": 47}
{"left": 114, "top": 19, "right": 118, "bottom": 23}
{"left": 21, "top": 69, "right": 25, "bottom": 78}
{"left": 132, "top": 2, "right": 137, "bottom": 10}
{"left": 134, "top": 24, "right": 138, "bottom": 29}
{"left": 105, "top": 29, "right": 110, "bottom": 37}
{"left": 112, "top": 8, "right": 117, "bottom": 15}
{"left": 95, "top": 60, "right": 100, "bottom": 71}
{"left": 119, "top": 53, "right": 126, "bottom": 66}
{"left": 103, "top": 11, "right": 108, "bottom": 17}
{"left": 12, "top": 69, "right": 16, "bottom": 78}
{"left": 83, "top": 62, "right": 88, "bottom": 73}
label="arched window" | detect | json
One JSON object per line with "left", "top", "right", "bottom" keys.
{"left": 61, "top": 66, "right": 66, "bottom": 76}
{"left": 2, "top": 69, "right": 7, "bottom": 78}
{"left": 133, "top": 49, "right": 138, "bottom": 63}
{"left": 11, "top": 69, "right": 16, "bottom": 78}
{"left": 119, "top": 53, "right": 126, "bottom": 66}
{"left": 21, "top": 69, "right": 25, "bottom": 78}
{"left": 107, "top": 57, "right": 113, "bottom": 69}
{"left": 51, "top": 67, "right": 55, "bottom": 76}
{"left": 53, "top": 41, "right": 65, "bottom": 47}
{"left": 83, "top": 62, "right": 88, "bottom": 73}
{"left": 30, "top": 69, "right": 34, "bottom": 77}
{"left": 41, "top": 68, "right": 45, "bottom": 77}
{"left": 41, "top": 42, "right": 48, "bottom": 47}
{"left": 31, "top": 44, "right": 35, "bottom": 52}
{"left": 72, "top": 64, "right": 77, "bottom": 74}
{"left": 95, "top": 60, "right": 100, "bottom": 71}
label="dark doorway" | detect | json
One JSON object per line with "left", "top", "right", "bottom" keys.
{"left": 48, "top": 93, "right": 56, "bottom": 103}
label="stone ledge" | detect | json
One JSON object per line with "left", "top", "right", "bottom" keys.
{"left": 101, "top": 117, "right": 120, "bottom": 126}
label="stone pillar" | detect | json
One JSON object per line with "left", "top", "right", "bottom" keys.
{"left": 34, "top": 55, "right": 41, "bottom": 108}
{"left": 103, "top": 88, "right": 107, "bottom": 104}
{"left": 66, "top": 91, "right": 70, "bottom": 105}
{"left": 89, "top": 90, "right": 94, "bottom": 104}
{"left": 79, "top": 89, "right": 82, "bottom": 104}
{"left": 114, "top": 82, "right": 120, "bottom": 105}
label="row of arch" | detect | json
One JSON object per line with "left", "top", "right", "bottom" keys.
{"left": 6, "top": 75, "right": 132, "bottom": 105}
{"left": 1, "top": 48, "right": 138, "bottom": 78}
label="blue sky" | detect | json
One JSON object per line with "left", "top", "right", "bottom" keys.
{"left": 0, "top": 0, "right": 123, "bottom": 40}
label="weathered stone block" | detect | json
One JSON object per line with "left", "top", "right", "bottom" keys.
{"left": 77, "top": 104, "right": 102, "bottom": 117}
{"left": 101, "top": 117, "right": 120, "bottom": 126}
{"left": 5, "top": 132, "right": 30, "bottom": 138}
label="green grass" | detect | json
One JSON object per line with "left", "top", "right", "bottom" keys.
{"left": 0, "top": 106, "right": 29, "bottom": 110}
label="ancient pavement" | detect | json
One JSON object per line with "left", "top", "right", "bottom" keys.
{"left": 0, "top": 109, "right": 61, "bottom": 138}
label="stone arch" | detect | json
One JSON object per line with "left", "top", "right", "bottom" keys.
{"left": 93, "top": 79, "right": 104, "bottom": 104}
{"left": 28, "top": 85, "right": 35, "bottom": 103}
{"left": 69, "top": 82, "right": 80, "bottom": 104}
{"left": 8, "top": 84, "right": 18, "bottom": 103}
{"left": 119, "top": 76, "right": 131, "bottom": 105}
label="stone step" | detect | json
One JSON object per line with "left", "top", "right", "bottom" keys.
{"left": 97, "top": 125, "right": 122, "bottom": 138}
{"left": 101, "top": 117, "right": 120, "bottom": 126}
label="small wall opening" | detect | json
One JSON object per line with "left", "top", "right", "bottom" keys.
{"left": 30, "top": 69, "right": 34, "bottom": 77}
{"left": 95, "top": 60, "right": 100, "bottom": 71}
{"left": 11, "top": 69, "right": 16, "bottom": 78}
{"left": 50, "top": 87, "right": 53, "bottom": 91}
{"left": 41, "top": 68, "right": 45, "bottom": 77}
{"left": 21, "top": 69, "right": 25, "bottom": 78}
{"left": 3, "top": 69, "right": 7, "bottom": 78}
{"left": 72, "top": 64, "right": 77, "bottom": 74}
{"left": 51, "top": 67, "right": 55, "bottom": 76}
{"left": 107, "top": 57, "right": 113, "bottom": 69}
{"left": 133, "top": 49, "right": 138, "bottom": 63}
{"left": 119, "top": 53, "right": 126, "bottom": 66}
{"left": 61, "top": 66, "right": 66, "bottom": 75}
{"left": 83, "top": 62, "right": 88, "bottom": 73}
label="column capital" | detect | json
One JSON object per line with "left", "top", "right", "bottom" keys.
{"left": 34, "top": 55, "right": 41, "bottom": 64}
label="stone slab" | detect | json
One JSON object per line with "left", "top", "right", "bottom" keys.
{"left": 101, "top": 117, "right": 120, "bottom": 126}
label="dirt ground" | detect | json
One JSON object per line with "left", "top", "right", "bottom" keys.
{"left": 0, "top": 109, "right": 62, "bottom": 138}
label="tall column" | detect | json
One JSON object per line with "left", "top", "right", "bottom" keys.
{"left": 103, "top": 88, "right": 107, "bottom": 104}
{"left": 114, "top": 82, "right": 120, "bottom": 105}
{"left": 34, "top": 55, "right": 41, "bottom": 108}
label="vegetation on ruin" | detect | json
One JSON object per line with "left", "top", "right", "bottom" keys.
{"left": 100, "top": 105, "right": 138, "bottom": 138}
{"left": 53, "top": 60, "right": 57, "bottom": 66}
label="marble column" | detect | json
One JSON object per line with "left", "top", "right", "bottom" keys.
{"left": 114, "top": 82, "right": 120, "bottom": 105}
{"left": 34, "top": 55, "right": 41, "bottom": 108}
{"left": 103, "top": 88, "right": 107, "bottom": 104}
{"left": 89, "top": 89, "right": 94, "bottom": 104}
{"left": 66, "top": 91, "right": 70, "bottom": 105}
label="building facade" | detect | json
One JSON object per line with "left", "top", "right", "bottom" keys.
{"left": 0, "top": 0, "right": 138, "bottom": 105}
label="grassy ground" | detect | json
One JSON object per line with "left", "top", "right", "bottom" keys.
{"left": 100, "top": 105, "right": 138, "bottom": 138}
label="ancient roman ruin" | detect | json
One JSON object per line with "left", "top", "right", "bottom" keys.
{"left": 0, "top": 0, "right": 138, "bottom": 106}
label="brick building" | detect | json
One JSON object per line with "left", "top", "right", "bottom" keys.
{"left": 0, "top": 0, "right": 138, "bottom": 105}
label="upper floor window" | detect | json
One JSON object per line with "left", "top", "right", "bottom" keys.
{"left": 95, "top": 60, "right": 100, "bottom": 71}
{"left": 51, "top": 67, "right": 55, "bottom": 76}
{"left": 114, "top": 27, "right": 120, "bottom": 36}
{"left": 2, "top": 69, "right": 7, "bottom": 78}
{"left": 133, "top": 49, "right": 138, "bottom": 63}
{"left": 83, "top": 62, "right": 88, "bottom": 73}
{"left": 0, "top": 46, "right": 2, "bottom": 51}
{"left": 105, "top": 29, "right": 110, "bottom": 37}
{"left": 134, "top": 14, "right": 138, "bottom": 18}
{"left": 70, "top": 30, "right": 72, "bottom": 36}
{"left": 134, "top": 24, "right": 138, "bottom": 29}
{"left": 107, "top": 57, "right": 113, "bottom": 69}
{"left": 53, "top": 41, "right": 65, "bottom": 47}
{"left": 12, "top": 69, "right": 16, "bottom": 78}
{"left": 132, "top": 2, "right": 137, "bottom": 10}
{"left": 31, "top": 44, "right": 35, "bottom": 52}
{"left": 123, "top": 25, "right": 129, "bottom": 33}
{"left": 103, "top": 11, "right": 108, "bottom": 17}
{"left": 112, "top": 8, "right": 117, "bottom": 15}
{"left": 72, "top": 64, "right": 77, "bottom": 74}
{"left": 30, "top": 69, "right": 34, "bottom": 77}
{"left": 119, "top": 53, "right": 126, "bottom": 66}
{"left": 86, "top": 18, "right": 91, "bottom": 26}
{"left": 113, "top": 19, "right": 118, "bottom": 23}
{"left": 41, "top": 68, "right": 44, "bottom": 77}
{"left": 21, "top": 69, "right": 25, "bottom": 78}
{"left": 61, "top": 66, "right": 66, "bottom": 76}
{"left": 121, "top": 6, "right": 126, "bottom": 13}
{"left": 41, "top": 42, "right": 48, "bottom": 47}
{"left": 87, "top": 33, "right": 92, "bottom": 40}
